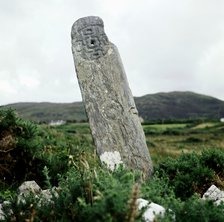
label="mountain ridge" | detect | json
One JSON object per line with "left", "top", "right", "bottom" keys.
{"left": 2, "top": 91, "right": 224, "bottom": 123}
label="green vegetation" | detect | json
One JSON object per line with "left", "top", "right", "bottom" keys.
{"left": 3, "top": 102, "right": 87, "bottom": 123}
{"left": 144, "top": 122, "right": 224, "bottom": 165}
{"left": 1, "top": 109, "right": 224, "bottom": 221}
{"left": 0, "top": 109, "right": 44, "bottom": 186}
{"left": 3, "top": 91, "right": 224, "bottom": 123}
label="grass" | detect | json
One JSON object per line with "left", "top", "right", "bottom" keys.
{"left": 145, "top": 122, "right": 224, "bottom": 165}
{"left": 52, "top": 122, "right": 91, "bottom": 134}
{"left": 143, "top": 123, "right": 188, "bottom": 130}
{"left": 47, "top": 121, "right": 224, "bottom": 166}
{"left": 192, "top": 122, "right": 217, "bottom": 129}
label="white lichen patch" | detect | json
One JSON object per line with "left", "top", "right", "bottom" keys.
{"left": 100, "top": 151, "right": 124, "bottom": 171}
{"left": 108, "top": 48, "right": 113, "bottom": 55}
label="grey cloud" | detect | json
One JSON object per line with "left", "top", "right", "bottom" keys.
{"left": 1, "top": 0, "right": 224, "bottom": 105}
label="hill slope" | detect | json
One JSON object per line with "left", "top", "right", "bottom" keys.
{"left": 136, "top": 91, "right": 224, "bottom": 121}
{"left": 2, "top": 91, "right": 224, "bottom": 122}
{"left": 2, "top": 102, "right": 86, "bottom": 123}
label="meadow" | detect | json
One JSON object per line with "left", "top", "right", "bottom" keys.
{"left": 1, "top": 109, "right": 224, "bottom": 221}
{"left": 143, "top": 122, "right": 224, "bottom": 164}
{"left": 53, "top": 121, "right": 224, "bottom": 165}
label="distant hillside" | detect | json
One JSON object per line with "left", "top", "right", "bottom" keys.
{"left": 2, "top": 91, "right": 224, "bottom": 123}
{"left": 136, "top": 91, "right": 224, "bottom": 121}
{"left": 2, "top": 102, "right": 86, "bottom": 123}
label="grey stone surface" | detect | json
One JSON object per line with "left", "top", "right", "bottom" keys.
{"left": 0, "top": 201, "right": 12, "bottom": 221}
{"left": 18, "top": 181, "right": 41, "bottom": 195}
{"left": 203, "top": 184, "right": 224, "bottom": 205}
{"left": 71, "top": 16, "right": 153, "bottom": 177}
{"left": 40, "top": 188, "right": 59, "bottom": 205}
{"left": 17, "top": 180, "right": 42, "bottom": 204}
{"left": 137, "top": 198, "right": 167, "bottom": 222}
{"left": 0, "top": 182, "right": 59, "bottom": 220}
{"left": 0, "top": 204, "right": 4, "bottom": 221}
{"left": 17, "top": 181, "right": 59, "bottom": 206}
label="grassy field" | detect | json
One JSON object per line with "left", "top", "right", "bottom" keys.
{"left": 51, "top": 121, "right": 224, "bottom": 165}
{"left": 145, "top": 122, "right": 224, "bottom": 164}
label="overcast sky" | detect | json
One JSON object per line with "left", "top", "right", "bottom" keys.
{"left": 1, "top": 0, "right": 224, "bottom": 105}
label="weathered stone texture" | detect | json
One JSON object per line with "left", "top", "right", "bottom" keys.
{"left": 71, "top": 16, "right": 153, "bottom": 177}
{"left": 203, "top": 184, "right": 224, "bottom": 205}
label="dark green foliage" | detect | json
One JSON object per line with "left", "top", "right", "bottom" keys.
{"left": 0, "top": 109, "right": 16, "bottom": 130}
{"left": 0, "top": 109, "right": 73, "bottom": 189}
{"left": 183, "top": 136, "right": 204, "bottom": 143}
{"left": 143, "top": 126, "right": 160, "bottom": 135}
{"left": 5, "top": 166, "right": 142, "bottom": 222}
{"left": 162, "top": 128, "right": 184, "bottom": 135}
{"left": 200, "top": 149, "right": 224, "bottom": 175}
{"left": 0, "top": 109, "right": 44, "bottom": 187}
{"left": 170, "top": 196, "right": 224, "bottom": 222}
{"left": 5, "top": 160, "right": 224, "bottom": 221}
{"left": 141, "top": 172, "right": 176, "bottom": 205}
{"left": 37, "top": 124, "right": 96, "bottom": 187}
{"left": 143, "top": 126, "right": 183, "bottom": 136}
{"left": 55, "top": 167, "right": 139, "bottom": 221}
{"left": 157, "top": 150, "right": 224, "bottom": 200}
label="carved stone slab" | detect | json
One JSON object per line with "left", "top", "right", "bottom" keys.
{"left": 71, "top": 16, "right": 153, "bottom": 177}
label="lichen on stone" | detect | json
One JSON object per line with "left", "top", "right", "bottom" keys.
{"left": 100, "top": 151, "right": 124, "bottom": 171}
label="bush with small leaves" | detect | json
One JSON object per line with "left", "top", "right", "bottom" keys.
{"left": 0, "top": 109, "right": 44, "bottom": 187}
{"left": 157, "top": 150, "right": 224, "bottom": 200}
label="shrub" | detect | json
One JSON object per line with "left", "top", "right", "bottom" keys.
{"left": 3, "top": 147, "right": 224, "bottom": 221}
{"left": 170, "top": 196, "right": 224, "bottom": 222}
{"left": 5, "top": 164, "right": 143, "bottom": 222}
{"left": 0, "top": 109, "right": 44, "bottom": 187}
{"left": 200, "top": 149, "right": 224, "bottom": 175}
{"left": 157, "top": 153, "right": 208, "bottom": 199}
{"left": 157, "top": 150, "right": 224, "bottom": 200}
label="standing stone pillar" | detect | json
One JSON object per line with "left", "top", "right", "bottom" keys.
{"left": 71, "top": 16, "right": 153, "bottom": 177}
